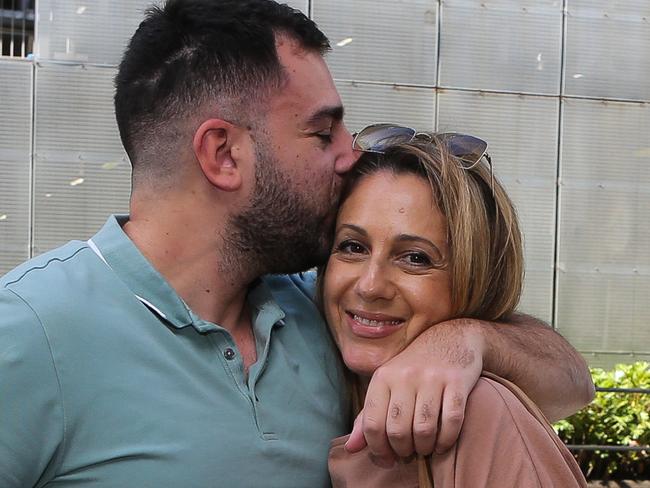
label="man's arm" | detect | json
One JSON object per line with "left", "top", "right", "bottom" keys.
{"left": 478, "top": 313, "right": 595, "bottom": 421}
{"left": 346, "top": 313, "right": 594, "bottom": 461}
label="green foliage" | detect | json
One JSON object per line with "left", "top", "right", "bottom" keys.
{"left": 554, "top": 361, "right": 650, "bottom": 479}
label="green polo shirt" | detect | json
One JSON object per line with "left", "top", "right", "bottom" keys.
{"left": 0, "top": 216, "right": 348, "bottom": 488}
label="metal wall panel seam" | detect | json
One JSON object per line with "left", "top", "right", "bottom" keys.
{"left": 581, "top": 350, "right": 650, "bottom": 356}
{"left": 434, "top": 0, "right": 442, "bottom": 131}
{"left": 551, "top": 0, "right": 569, "bottom": 330}
{"left": 334, "top": 79, "right": 650, "bottom": 105}
{"left": 33, "top": 59, "right": 118, "bottom": 69}
{"left": 28, "top": 60, "right": 35, "bottom": 260}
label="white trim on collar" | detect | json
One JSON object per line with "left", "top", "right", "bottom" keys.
{"left": 86, "top": 238, "right": 168, "bottom": 320}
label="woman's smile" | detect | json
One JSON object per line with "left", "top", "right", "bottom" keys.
{"left": 345, "top": 310, "right": 405, "bottom": 339}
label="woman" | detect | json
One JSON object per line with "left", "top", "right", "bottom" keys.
{"left": 322, "top": 126, "right": 587, "bottom": 487}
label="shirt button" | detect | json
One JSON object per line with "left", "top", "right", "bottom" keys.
{"left": 224, "top": 348, "right": 236, "bottom": 360}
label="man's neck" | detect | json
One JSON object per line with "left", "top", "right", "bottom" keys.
{"left": 122, "top": 210, "right": 256, "bottom": 334}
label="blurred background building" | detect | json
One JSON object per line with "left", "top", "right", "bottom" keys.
{"left": 0, "top": 0, "right": 648, "bottom": 368}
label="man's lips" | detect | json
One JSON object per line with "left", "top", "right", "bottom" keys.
{"left": 345, "top": 310, "right": 405, "bottom": 339}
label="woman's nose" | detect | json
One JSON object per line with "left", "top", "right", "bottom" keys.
{"left": 353, "top": 262, "right": 396, "bottom": 302}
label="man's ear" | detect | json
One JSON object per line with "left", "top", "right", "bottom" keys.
{"left": 192, "top": 119, "right": 243, "bottom": 192}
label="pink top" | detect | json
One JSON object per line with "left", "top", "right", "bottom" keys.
{"left": 329, "top": 374, "right": 588, "bottom": 488}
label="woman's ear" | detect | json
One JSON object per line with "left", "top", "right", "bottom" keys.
{"left": 192, "top": 119, "right": 243, "bottom": 192}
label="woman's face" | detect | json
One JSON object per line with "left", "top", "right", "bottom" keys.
{"left": 323, "top": 170, "right": 453, "bottom": 377}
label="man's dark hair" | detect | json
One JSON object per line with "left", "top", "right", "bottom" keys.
{"left": 114, "top": 0, "right": 330, "bottom": 178}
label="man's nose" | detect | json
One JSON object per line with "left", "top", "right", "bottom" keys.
{"left": 334, "top": 126, "right": 362, "bottom": 175}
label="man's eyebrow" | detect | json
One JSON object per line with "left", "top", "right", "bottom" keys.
{"left": 306, "top": 105, "right": 344, "bottom": 125}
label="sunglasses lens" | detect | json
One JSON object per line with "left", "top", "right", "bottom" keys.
{"left": 447, "top": 134, "right": 488, "bottom": 168}
{"left": 353, "top": 124, "right": 416, "bottom": 153}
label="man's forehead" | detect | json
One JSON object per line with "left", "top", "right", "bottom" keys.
{"left": 273, "top": 38, "right": 343, "bottom": 121}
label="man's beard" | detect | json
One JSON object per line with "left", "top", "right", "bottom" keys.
{"left": 225, "top": 141, "right": 337, "bottom": 276}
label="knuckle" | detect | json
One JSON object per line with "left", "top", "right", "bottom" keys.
{"left": 445, "top": 369, "right": 467, "bottom": 385}
{"left": 445, "top": 408, "right": 465, "bottom": 426}
{"left": 389, "top": 401, "right": 403, "bottom": 419}
{"left": 385, "top": 428, "right": 408, "bottom": 441}
{"left": 416, "top": 400, "right": 436, "bottom": 424}
{"left": 372, "top": 366, "right": 392, "bottom": 382}
{"left": 451, "top": 391, "right": 466, "bottom": 408}
{"left": 413, "top": 423, "right": 437, "bottom": 439}
{"left": 422, "top": 369, "right": 441, "bottom": 383}
{"left": 375, "top": 364, "right": 417, "bottom": 383}
{"left": 363, "top": 417, "right": 384, "bottom": 436}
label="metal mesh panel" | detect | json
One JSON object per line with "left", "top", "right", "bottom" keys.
{"left": 0, "top": 60, "right": 32, "bottom": 274}
{"left": 438, "top": 89, "right": 559, "bottom": 321}
{"left": 565, "top": 0, "right": 650, "bottom": 101}
{"left": 283, "top": 0, "right": 309, "bottom": 13}
{"left": 439, "top": 0, "right": 562, "bottom": 94}
{"left": 32, "top": 63, "right": 130, "bottom": 254}
{"left": 336, "top": 81, "right": 435, "bottom": 133}
{"left": 314, "top": 0, "right": 438, "bottom": 85}
{"left": 35, "top": 0, "right": 150, "bottom": 65}
{"left": 557, "top": 98, "right": 650, "bottom": 359}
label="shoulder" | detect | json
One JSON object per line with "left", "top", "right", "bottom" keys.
{"left": 0, "top": 240, "right": 94, "bottom": 366}
{"left": 1, "top": 240, "right": 89, "bottom": 291}
{"left": 0, "top": 241, "right": 103, "bottom": 317}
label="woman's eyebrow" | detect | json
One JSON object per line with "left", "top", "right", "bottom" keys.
{"left": 396, "top": 234, "right": 443, "bottom": 254}
{"left": 337, "top": 223, "right": 367, "bottom": 236}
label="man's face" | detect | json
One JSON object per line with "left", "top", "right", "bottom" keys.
{"left": 230, "top": 37, "right": 358, "bottom": 274}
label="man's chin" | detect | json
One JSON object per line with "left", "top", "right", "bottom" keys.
{"left": 270, "top": 246, "right": 329, "bottom": 275}
{"left": 265, "top": 231, "right": 331, "bottom": 275}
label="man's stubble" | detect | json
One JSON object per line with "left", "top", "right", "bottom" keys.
{"left": 224, "top": 137, "right": 337, "bottom": 277}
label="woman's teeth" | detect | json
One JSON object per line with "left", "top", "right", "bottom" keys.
{"left": 352, "top": 314, "right": 402, "bottom": 327}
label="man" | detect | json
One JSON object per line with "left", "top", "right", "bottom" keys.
{"left": 0, "top": 1, "right": 593, "bottom": 486}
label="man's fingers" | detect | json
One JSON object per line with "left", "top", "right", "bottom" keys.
{"left": 412, "top": 391, "right": 441, "bottom": 456}
{"left": 361, "top": 380, "right": 394, "bottom": 462}
{"left": 434, "top": 388, "right": 467, "bottom": 454}
{"left": 384, "top": 387, "right": 416, "bottom": 458}
{"left": 345, "top": 412, "right": 367, "bottom": 453}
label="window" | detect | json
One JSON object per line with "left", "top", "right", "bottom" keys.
{"left": 0, "top": 0, "right": 35, "bottom": 58}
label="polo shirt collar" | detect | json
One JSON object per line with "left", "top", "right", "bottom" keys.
{"left": 88, "top": 215, "right": 287, "bottom": 335}
{"left": 89, "top": 215, "right": 195, "bottom": 329}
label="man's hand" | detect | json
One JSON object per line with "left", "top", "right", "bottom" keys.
{"left": 345, "top": 321, "right": 485, "bottom": 463}
{"left": 345, "top": 314, "right": 594, "bottom": 463}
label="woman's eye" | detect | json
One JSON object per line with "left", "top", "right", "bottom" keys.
{"left": 336, "top": 239, "right": 366, "bottom": 255}
{"left": 401, "top": 252, "right": 433, "bottom": 267}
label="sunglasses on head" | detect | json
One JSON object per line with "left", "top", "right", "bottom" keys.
{"left": 351, "top": 123, "right": 494, "bottom": 192}
{"left": 352, "top": 123, "right": 490, "bottom": 167}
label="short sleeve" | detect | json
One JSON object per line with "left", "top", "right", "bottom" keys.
{"left": 0, "top": 289, "right": 63, "bottom": 487}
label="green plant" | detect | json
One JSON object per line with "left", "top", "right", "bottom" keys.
{"left": 554, "top": 361, "right": 650, "bottom": 479}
